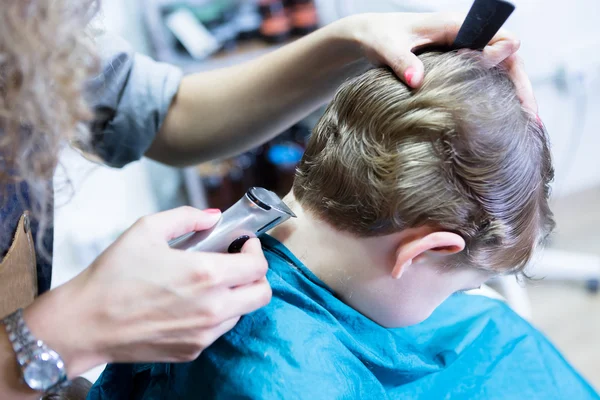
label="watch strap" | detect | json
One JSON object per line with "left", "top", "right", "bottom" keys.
{"left": 3, "top": 309, "right": 36, "bottom": 366}
{"left": 2, "top": 308, "right": 68, "bottom": 392}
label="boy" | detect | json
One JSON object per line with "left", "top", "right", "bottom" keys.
{"left": 89, "top": 51, "right": 599, "bottom": 399}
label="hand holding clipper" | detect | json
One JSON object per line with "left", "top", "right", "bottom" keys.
{"left": 170, "top": 187, "right": 296, "bottom": 253}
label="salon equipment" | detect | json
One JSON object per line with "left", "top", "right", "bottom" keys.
{"left": 165, "top": 8, "right": 221, "bottom": 60}
{"left": 286, "top": 0, "right": 319, "bottom": 35}
{"left": 169, "top": 187, "right": 296, "bottom": 253}
{"left": 235, "top": 0, "right": 262, "bottom": 40}
{"left": 267, "top": 142, "right": 304, "bottom": 197}
{"left": 416, "top": 0, "right": 514, "bottom": 55}
{"left": 259, "top": 0, "right": 292, "bottom": 43}
{"left": 452, "top": 0, "right": 515, "bottom": 50}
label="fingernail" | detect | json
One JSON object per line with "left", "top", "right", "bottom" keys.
{"left": 204, "top": 208, "right": 221, "bottom": 214}
{"left": 404, "top": 67, "right": 416, "bottom": 86}
{"left": 535, "top": 114, "right": 543, "bottom": 127}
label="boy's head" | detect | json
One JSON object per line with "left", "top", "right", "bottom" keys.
{"left": 292, "top": 51, "right": 554, "bottom": 326}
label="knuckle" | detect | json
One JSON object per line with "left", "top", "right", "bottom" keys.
{"left": 192, "top": 264, "right": 222, "bottom": 287}
{"left": 181, "top": 349, "right": 202, "bottom": 362}
{"left": 174, "top": 353, "right": 195, "bottom": 363}
{"left": 179, "top": 205, "right": 198, "bottom": 217}
{"left": 258, "top": 283, "right": 273, "bottom": 306}
{"left": 203, "top": 303, "right": 225, "bottom": 326}
{"left": 195, "top": 332, "right": 215, "bottom": 351}
{"left": 514, "top": 54, "right": 525, "bottom": 68}
{"left": 254, "top": 256, "right": 269, "bottom": 275}
{"left": 510, "top": 38, "right": 521, "bottom": 53}
{"left": 135, "top": 215, "right": 153, "bottom": 231}
{"left": 207, "top": 271, "right": 223, "bottom": 287}
{"left": 387, "top": 55, "right": 406, "bottom": 72}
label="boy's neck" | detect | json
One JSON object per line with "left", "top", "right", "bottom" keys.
{"left": 269, "top": 192, "right": 396, "bottom": 297}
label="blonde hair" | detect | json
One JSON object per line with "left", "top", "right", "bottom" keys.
{"left": 0, "top": 0, "right": 99, "bottom": 258}
{"left": 294, "top": 51, "right": 554, "bottom": 274}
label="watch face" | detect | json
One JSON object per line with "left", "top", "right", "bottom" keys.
{"left": 23, "top": 348, "right": 65, "bottom": 391}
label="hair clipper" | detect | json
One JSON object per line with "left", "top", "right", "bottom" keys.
{"left": 169, "top": 187, "right": 296, "bottom": 253}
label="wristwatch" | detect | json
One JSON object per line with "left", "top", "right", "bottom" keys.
{"left": 2, "top": 308, "right": 68, "bottom": 392}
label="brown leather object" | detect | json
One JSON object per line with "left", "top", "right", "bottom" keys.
{"left": 0, "top": 212, "right": 38, "bottom": 319}
{"left": 1, "top": 216, "right": 91, "bottom": 398}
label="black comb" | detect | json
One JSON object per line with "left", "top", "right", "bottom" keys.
{"left": 452, "top": 0, "right": 515, "bottom": 50}
{"left": 415, "top": 0, "right": 515, "bottom": 54}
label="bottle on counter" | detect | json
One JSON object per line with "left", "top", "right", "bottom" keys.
{"left": 285, "top": 0, "right": 319, "bottom": 35}
{"left": 258, "top": 0, "right": 292, "bottom": 43}
{"left": 236, "top": 0, "right": 262, "bottom": 40}
{"left": 266, "top": 141, "right": 305, "bottom": 197}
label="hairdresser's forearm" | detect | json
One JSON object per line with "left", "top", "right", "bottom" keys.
{"left": 147, "top": 17, "right": 367, "bottom": 166}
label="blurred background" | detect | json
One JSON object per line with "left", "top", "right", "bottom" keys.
{"left": 52, "top": 0, "right": 600, "bottom": 387}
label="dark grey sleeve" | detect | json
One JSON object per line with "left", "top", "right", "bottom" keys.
{"left": 85, "top": 34, "right": 183, "bottom": 168}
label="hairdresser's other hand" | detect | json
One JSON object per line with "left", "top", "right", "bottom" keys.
{"left": 340, "top": 12, "right": 537, "bottom": 113}
{"left": 23, "top": 207, "right": 271, "bottom": 377}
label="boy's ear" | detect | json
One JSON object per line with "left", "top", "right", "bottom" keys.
{"left": 391, "top": 231, "right": 465, "bottom": 279}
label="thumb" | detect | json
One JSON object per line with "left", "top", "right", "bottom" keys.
{"left": 385, "top": 49, "right": 425, "bottom": 88}
{"left": 482, "top": 37, "right": 520, "bottom": 67}
{"left": 241, "top": 238, "right": 263, "bottom": 255}
{"left": 137, "top": 206, "right": 222, "bottom": 241}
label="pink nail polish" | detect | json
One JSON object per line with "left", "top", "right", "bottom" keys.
{"left": 404, "top": 67, "right": 415, "bottom": 86}
{"left": 205, "top": 208, "right": 221, "bottom": 214}
{"left": 535, "top": 114, "right": 543, "bottom": 126}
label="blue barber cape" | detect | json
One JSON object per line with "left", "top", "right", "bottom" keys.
{"left": 88, "top": 235, "right": 599, "bottom": 400}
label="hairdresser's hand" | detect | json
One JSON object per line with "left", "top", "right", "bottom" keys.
{"left": 340, "top": 12, "right": 537, "bottom": 113}
{"left": 23, "top": 207, "right": 271, "bottom": 377}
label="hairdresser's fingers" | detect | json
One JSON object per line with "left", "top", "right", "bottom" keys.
{"left": 486, "top": 27, "right": 519, "bottom": 46}
{"left": 203, "top": 316, "right": 240, "bottom": 345}
{"left": 403, "top": 12, "right": 464, "bottom": 87}
{"left": 211, "top": 316, "right": 240, "bottom": 337}
{"left": 241, "top": 237, "right": 263, "bottom": 255}
{"left": 178, "top": 247, "right": 268, "bottom": 288}
{"left": 503, "top": 53, "right": 538, "bottom": 113}
{"left": 375, "top": 45, "right": 425, "bottom": 88}
{"left": 133, "top": 206, "right": 222, "bottom": 242}
{"left": 482, "top": 33, "right": 520, "bottom": 67}
{"left": 183, "top": 316, "right": 240, "bottom": 359}
{"left": 410, "top": 12, "right": 465, "bottom": 48}
{"left": 354, "top": 19, "right": 425, "bottom": 86}
{"left": 204, "top": 278, "right": 271, "bottom": 322}
{"left": 394, "top": 50, "right": 425, "bottom": 88}
{"left": 229, "top": 277, "right": 272, "bottom": 315}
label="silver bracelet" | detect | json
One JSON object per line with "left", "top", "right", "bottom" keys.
{"left": 2, "top": 308, "right": 68, "bottom": 393}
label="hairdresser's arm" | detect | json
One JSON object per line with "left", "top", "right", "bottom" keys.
{"left": 0, "top": 208, "right": 271, "bottom": 399}
{"left": 147, "top": 12, "right": 533, "bottom": 166}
